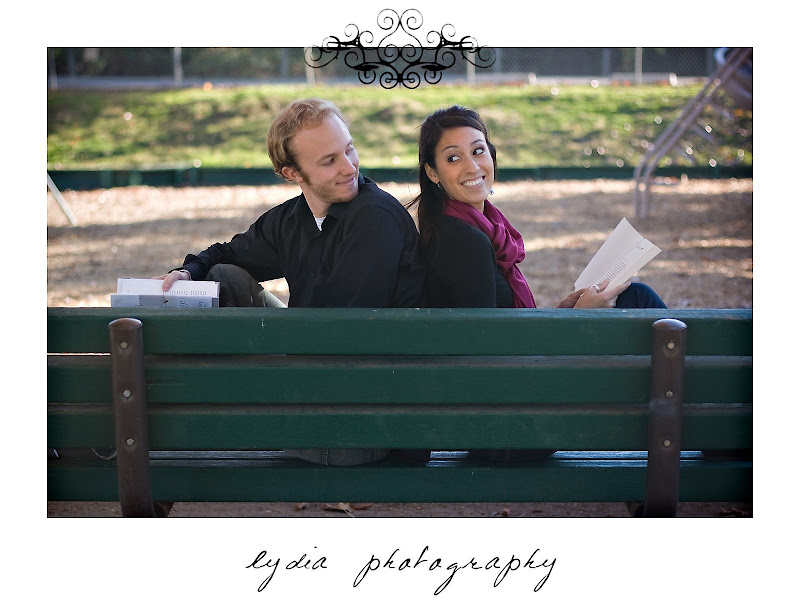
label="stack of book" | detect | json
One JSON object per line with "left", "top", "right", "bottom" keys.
{"left": 110, "top": 278, "right": 219, "bottom": 308}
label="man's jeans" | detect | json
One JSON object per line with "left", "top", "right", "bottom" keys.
{"left": 205, "top": 263, "right": 288, "bottom": 309}
{"left": 205, "top": 264, "right": 403, "bottom": 466}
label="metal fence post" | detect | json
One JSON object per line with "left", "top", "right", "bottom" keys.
{"left": 109, "top": 318, "right": 157, "bottom": 517}
{"left": 644, "top": 318, "right": 687, "bottom": 517}
{"left": 173, "top": 47, "right": 183, "bottom": 88}
{"left": 635, "top": 47, "right": 643, "bottom": 85}
{"left": 305, "top": 48, "right": 316, "bottom": 86}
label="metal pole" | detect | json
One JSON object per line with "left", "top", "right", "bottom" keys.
{"left": 47, "top": 173, "right": 78, "bottom": 226}
{"left": 173, "top": 47, "right": 183, "bottom": 88}
{"left": 633, "top": 47, "right": 752, "bottom": 217}
{"left": 635, "top": 47, "right": 643, "bottom": 85}
{"left": 305, "top": 48, "right": 316, "bottom": 86}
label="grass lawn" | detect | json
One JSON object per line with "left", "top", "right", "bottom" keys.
{"left": 47, "top": 83, "right": 752, "bottom": 170}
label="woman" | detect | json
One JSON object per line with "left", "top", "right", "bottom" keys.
{"left": 409, "top": 105, "right": 666, "bottom": 311}
{"left": 408, "top": 105, "right": 666, "bottom": 462}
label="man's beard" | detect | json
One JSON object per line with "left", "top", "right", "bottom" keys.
{"left": 299, "top": 170, "right": 359, "bottom": 204}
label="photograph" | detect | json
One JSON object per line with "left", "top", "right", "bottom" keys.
{"left": 32, "top": 1, "right": 773, "bottom": 608}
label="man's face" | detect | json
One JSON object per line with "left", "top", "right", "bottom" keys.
{"left": 282, "top": 114, "right": 360, "bottom": 212}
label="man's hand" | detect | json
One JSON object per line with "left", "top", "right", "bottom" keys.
{"left": 154, "top": 270, "right": 190, "bottom": 291}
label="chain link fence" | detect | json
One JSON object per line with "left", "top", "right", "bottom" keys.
{"left": 48, "top": 47, "right": 717, "bottom": 89}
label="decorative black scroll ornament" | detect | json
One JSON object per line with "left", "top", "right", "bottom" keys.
{"left": 304, "top": 8, "right": 496, "bottom": 89}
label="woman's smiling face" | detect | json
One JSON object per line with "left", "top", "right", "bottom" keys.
{"left": 424, "top": 126, "right": 495, "bottom": 211}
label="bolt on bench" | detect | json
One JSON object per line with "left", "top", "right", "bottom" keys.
{"left": 47, "top": 307, "right": 752, "bottom": 517}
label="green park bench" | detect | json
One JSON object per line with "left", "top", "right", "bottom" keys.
{"left": 47, "top": 307, "right": 752, "bottom": 518}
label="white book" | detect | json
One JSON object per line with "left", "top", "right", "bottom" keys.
{"left": 111, "top": 278, "right": 220, "bottom": 307}
{"left": 574, "top": 218, "right": 661, "bottom": 291}
{"left": 116, "top": 278, "right": 219, "bottom": 298}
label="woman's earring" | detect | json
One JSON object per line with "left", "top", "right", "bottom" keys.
{"left": 489, "top": 188, "right": 494, "bottom": 195}
{"left": 437, "top": 183, "right": 445, "bottom": 192}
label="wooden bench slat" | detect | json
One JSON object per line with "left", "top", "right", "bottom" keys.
{"left": 47, "top": 403, "right": 753, "bottom": 450}
{"left": 48, "top": 353, "right": 752, "bottom": 404}
{"left": 47, "top": 307, "right": 753, "bottom": 356}
{"left": 47, "top": 453, "right": 753, "bottom": 503}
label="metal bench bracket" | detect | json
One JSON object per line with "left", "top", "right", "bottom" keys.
{"left": 643, "top": 318, "right": 687, "bottom": 517}
{"left": 109, "top": 318, "right": 159, "bottom": 517}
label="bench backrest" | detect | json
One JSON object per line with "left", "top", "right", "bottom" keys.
{"left": 48, "top": 307, "right": 752, "bottom": 516}
{"left": 48, "top": 307, "right": 752, "bottom": 452}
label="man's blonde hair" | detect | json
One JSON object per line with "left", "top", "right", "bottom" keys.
{"left": 267, "top": 98, "right": 348, "bottom": 178}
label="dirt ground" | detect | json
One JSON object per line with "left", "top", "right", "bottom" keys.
{"left": 46, "top": 176, "right": 753, "bottom": 518}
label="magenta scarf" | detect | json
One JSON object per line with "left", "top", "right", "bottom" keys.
{"left": 443, "top": 198, "right": 536, "bottom": 308}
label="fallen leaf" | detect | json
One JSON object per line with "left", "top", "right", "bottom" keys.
{"left": 322, "top": 502, "right": 353, "bottom": 513}
{"left": 294, "top": 502, "right": 308, "bottom": 511}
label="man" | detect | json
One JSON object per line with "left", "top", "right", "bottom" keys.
{"left": 158, "top": 98, "right": 427, "bottom": 465}
{"left": 159, "top": 98, "right": 424, "bottom": 310}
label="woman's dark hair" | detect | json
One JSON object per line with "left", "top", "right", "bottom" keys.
{"left": 407, "top": 105, "right": 497, "bottom": 251}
